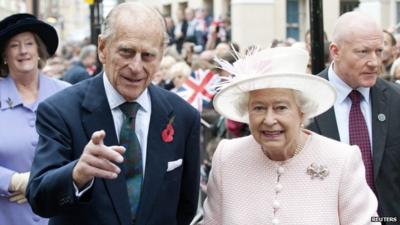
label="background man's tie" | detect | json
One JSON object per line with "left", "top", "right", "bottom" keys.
{"left": 119, "top": 102, "right": 143, "bottom": 220}
{"left": 348, "top": 90, "right": 375, "bottom": 190}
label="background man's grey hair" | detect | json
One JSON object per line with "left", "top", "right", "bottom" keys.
{"left": 79, "top": 44, "right": 97, "bottom": 61}
{"left": 101, "top": 2, "right": 169, "bottom": 48}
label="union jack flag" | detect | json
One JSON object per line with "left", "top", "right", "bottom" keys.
{"left": 180, "top": 69, "right": 219, "bottom": 112}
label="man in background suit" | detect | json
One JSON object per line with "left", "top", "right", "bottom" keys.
{"left": 308, "top": 11, "right": 400, "bottom": 223}
{"left": 27, "top": 2, "right": 200, "bottom": 225}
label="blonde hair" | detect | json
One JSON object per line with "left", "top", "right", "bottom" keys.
{"left": 160, "top": 55, "right": 177, "bottom": 70}
{"left": 160, "top": 55, "right": 177, "bottom": 80}
{"left": 168, "top": 61, "right": 191, "bottom": 80}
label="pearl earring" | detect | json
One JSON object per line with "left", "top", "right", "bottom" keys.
{"left": 3, "top": 60, "right": 6, "bottom": 65}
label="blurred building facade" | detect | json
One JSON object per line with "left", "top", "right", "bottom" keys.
{"left": 0, "top": 0, "right": 400, "bottom": 50}
{"left": 0, "top": 0, "right": 28, "bottom": 18}
{"left": 133, "top": 0, "right": 400, "bottom": 49}
{"left": 0, "top": 0, "right": 90, "bottom": 47}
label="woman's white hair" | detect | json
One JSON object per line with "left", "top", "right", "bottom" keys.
{"left": 241, "top": 88, "right": 318, "bottom": 126}
{"left": 292, "top": 90, "right": 319, "bottom": 126}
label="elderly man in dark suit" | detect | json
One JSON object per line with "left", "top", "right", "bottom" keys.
{"left": 308, "top": 11, "right": 400, "bottom": 224}
{"left": 26, "top": 2, "right": 200, "bottom": 225}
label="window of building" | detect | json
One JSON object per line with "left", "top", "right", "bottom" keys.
{"left": 163, "top": 4, "right": 171, "bottom": 17}
{"left": 179, "top": 2, "right": 188, "bottom": 12}
{"left": 287, "top": 0, "right": 300, "bottom": 40}
{"left": 340, "top": 0, "right": 359, "bottom": 15}
{"left": 395, "top": 1, "right": 400, "bottom": 33}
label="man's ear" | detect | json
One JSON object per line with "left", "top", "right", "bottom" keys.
{"left": 97, "top": 35, "right": 106, "bottom": 64}
{"left": 329, "top": 42, "right": 339, "bottom": 61}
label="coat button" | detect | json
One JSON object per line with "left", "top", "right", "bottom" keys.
{"left": 274, "top": 183, "right": 283, "bottom": 193}
{"left": 277, "top": 166, "right": 285, "bottom": 175}
{"left": 273, "top": 200, "right": 280, "bottom": 209}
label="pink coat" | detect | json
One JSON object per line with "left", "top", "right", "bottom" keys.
{"left": 203, "top": 131, "right": 380, "bottom": 225}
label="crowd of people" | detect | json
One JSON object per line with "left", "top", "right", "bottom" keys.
{"left": 1, "top": 2, "right": 400, "bottom": 225}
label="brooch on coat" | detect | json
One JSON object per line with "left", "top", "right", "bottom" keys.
{"left": 306, "top": 163, "right": 329, "bottom": 180}
{"left": 6, "top": 97, "right": 13, "bottom": 108}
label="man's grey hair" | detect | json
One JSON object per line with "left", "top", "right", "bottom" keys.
{"left": 101, "top": 2, "right": 169, "bottom": 48}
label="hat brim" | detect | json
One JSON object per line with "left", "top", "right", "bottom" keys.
{"left": 213, "top": 73, "right": 336, "bottom": 123}
{"left": 0, "top": 21, "right": 58, "bottom": 56}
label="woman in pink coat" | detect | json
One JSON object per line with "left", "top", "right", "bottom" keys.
{"left": 203, "top": 47, "right": 380, "bottom": 225}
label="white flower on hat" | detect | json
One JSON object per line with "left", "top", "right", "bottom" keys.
{"left": 213, "top": 47, "right": 273, "bottom": 91}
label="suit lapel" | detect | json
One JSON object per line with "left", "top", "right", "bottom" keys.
{"left": 313, "top": 108, "right": 341, "bottom": 141}
{"left": 370, "top": 80, "right": 389, "bottom": 180}
{"left": 136, "top": 85, "right": 174, "bottom": 224}
{"left": 314, "top": 68, "right": 341, "bottom": 141}
{"left": 81, "top": 74, "right": 131, "bottom": 225}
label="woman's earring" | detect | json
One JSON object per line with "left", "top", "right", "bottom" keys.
{"left": 3, "top": 60, "right": 6, "bottom": 64}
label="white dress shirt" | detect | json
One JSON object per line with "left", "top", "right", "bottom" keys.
{"left": 74, "top": 74, "right": 152, "bottom": 196}
{"left": 328, "top": 64, "right": 373, "bottom": 151}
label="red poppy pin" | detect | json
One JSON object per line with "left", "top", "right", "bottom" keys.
{"left": 161, "top": 114, "right": 175, "bottom": 143}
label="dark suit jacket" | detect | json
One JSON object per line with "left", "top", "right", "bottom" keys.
{"left": 63, "top": 61, "right": 91, "bottom": 85}
{"left": 308, "top": 68, "right": 400, "bottom": 221}
{"left": 27, "top": 74, "right": 201, "bottom": 225}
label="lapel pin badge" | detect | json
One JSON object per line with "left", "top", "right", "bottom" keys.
{"left": 377, "top": 113, "right": 385, "bottom": 122}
